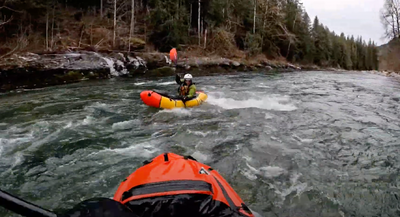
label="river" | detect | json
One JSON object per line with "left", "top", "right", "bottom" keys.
{"left": 0, "top": 71, "right": 399, "bottom": 217}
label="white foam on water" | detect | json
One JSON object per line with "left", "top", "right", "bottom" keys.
{"left": 245, "top": 161, "right": 259, "bottom": 173}
{"left": 112, "top": 120, "right": 139, "bottom": 130}
{"left": 240, "top": 168, "right": 258, "bottom": 181}
{"left": 258, "top": 166, "right": 287, "bottom": 178}
{"left": 0, "top": 133, "right": 35, "bottom": 157}
{"left": 134, "top": 82, "right": 147, "bottom": 86}
{"left": 206, "top": 94, "right": 297, "bottom": 111}
{"left": 107, "top": 142, "right": 159, "bottom": 159}
{"left": 158, "top": 108, "right": 192, "bottom": 116}
{"left": 264, "top": 113, "right": 274, "bottom": 119}
{"left": 63, "top": 121, "right": 74, "bottom": 129}
{"left": 290, "top": 172, "right": 302, "bottom": 185}
{"left": 82, "top": 116, "right": 95, "bottom": 125}
{"left": 64, "top": 53, "right": 82, "bottom": 57}
{"left": 190, "top": 151, "right": 209, "bottom": 163}
{"left": 27, "top": 129, "right": 62, "bottom": 152}
{"left": 157, "top": 81, "right": 175, "bottom": 86}
{"left": 280, "top": 182, "right": 308, "bottom": 198}
{"left": 250, "top": 209, "right": 264, "bottom": 217}
{"left": 0, "top": 136, "right": 33, "bottom": 147}
{"left": 257, "top": 83, "right": 270, "bottom": 88}
{"left": 292, "top": 134, "right": 313, "bottom": 144}
{"left": 85, "top": 102, "right": 117, "bottom": 114}
{"left": 11, "top": 151, "right": 24, "bottom": 169}
{"left": 186, "top": 129, "right": 219, "bottom": 137}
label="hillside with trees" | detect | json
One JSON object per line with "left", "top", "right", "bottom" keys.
{"left": 0, "top": 0, "right": 379, "bottom": 70}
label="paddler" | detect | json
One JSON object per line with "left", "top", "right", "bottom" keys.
{"left": 175, "top": 73, "right": 196, "bottom": 102}
{"left": 169, "top": 48, "right": 197, "bottom": 102}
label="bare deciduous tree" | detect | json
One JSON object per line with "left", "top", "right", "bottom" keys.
{"left": 253, "top": 0, "right": 256, "bottom": 34}
{"left": 380, "top": 0, "right": 400, "bottom": 39}
{"left": 198, "top": 0, "right": 201, "bottom": 45}
{"left": 129, "top": 0, "right": 134, "bottom": 53}
{"left": 113, "top": 0, "right": 117, "bottom": 48}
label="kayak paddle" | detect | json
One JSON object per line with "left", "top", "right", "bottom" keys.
{"left": 0, "top": 189, "right": 58, "bottom": 217}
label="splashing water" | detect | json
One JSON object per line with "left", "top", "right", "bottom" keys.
{"left": 206, "top": 93, "right": 297, "bottom": 111}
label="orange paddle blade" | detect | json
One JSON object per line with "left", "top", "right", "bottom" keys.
{"left": 170, "top": 48, "right": 177, "bottom": 65}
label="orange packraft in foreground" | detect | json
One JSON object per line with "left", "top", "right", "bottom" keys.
{"left": 113, "top": 153, "right": 254, "bottom": 217}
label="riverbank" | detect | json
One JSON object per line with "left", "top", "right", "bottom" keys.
{"left": 0, "top": 50, "right": 303, "bottom": 92}
{"left": 0, "top": 49, "right": 386, "bottom": 93}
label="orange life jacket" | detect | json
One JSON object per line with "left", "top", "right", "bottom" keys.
{"left": 113, "top": 153, "right": 254, "bottom": 217}
{"left": 179, "top": 85, "right": 189, "bottom": 96}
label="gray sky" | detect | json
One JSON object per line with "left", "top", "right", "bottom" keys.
{"left": 301, "top": 0, "right": 388, "bottom": 45}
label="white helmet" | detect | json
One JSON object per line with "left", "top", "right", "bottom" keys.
{"left": 183, "top": 74, "right": 193, "bottom": 80}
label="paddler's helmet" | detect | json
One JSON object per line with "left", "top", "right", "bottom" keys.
{"left": 183, "top": 74, "right": 193, "bottom": 80}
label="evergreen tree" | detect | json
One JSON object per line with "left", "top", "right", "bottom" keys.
{"left": 0, "top": 0, "right": 379, "bottom": 70}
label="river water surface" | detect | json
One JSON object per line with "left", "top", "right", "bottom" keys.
{"left": 0, "top": 71, "right": 400, "bottom": 217}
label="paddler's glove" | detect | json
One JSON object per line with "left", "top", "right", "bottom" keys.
{"left": 60, "top": 198, "right": 138, "bottom": 217}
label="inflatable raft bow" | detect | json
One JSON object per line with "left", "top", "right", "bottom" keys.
{"left": 0, "top": 153, "right": 254, "bottom": 217}
{"left": 114, "top": 153, "right": 254, "bottom": 217}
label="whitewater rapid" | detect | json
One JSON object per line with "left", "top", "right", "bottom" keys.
{"left": 0, "top": 71, "right": 400, "bottom": 217}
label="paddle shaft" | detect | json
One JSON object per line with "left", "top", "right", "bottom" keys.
{"left": 0, "top": 190, "right": 58, "bottom": 217}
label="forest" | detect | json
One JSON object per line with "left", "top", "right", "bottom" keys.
{"left": 0, "top": 0, "right": 379, "bottom": 70}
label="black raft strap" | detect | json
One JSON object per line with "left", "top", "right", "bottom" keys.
{"left": 239, "top": 203, "right": 253, "bottom": 215}
{"left": 212, "top": 175, "right": 237, "bottom": 211}
{"left": 164, "top": 153, "right": 169, "bottom": 162}
{"left": 142, "top": 160, "right": 152, "bottom": 165}
{"left": 183, "top": 156, "right": 197, "bottom": 161}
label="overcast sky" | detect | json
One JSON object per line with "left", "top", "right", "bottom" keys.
{"left": 301, "top": 0, "right": 388, "bottom": 45}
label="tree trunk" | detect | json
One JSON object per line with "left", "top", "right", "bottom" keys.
{"left": 51, "top": 3, "right": 55, "bottom": 50}
{"left": 253, "top": 0, "right": 256, "bottom": 34}
{"left": 113, "top": 0, "right": 117, "bottom": 48}
{"left": 189, "top": 3, "right": 192, "bottom": 35}
{"left": 286, "top": 41, "right": 291, "bottom": 59}
{"left": 204, "top": 29, "right": 207, "bottom": 49}
{"left": 91, "top": 24, "right": 93, "bottom": 45}
{"left": 391, "top": 13, "right": 396, "bottom": 37}
{"left": 46, "top": 7, "right": 49, "bottom": 50}
{"left": 201, "top": 16, "right": 203, "bottom": 38}
{"left": 129, "top": 0, "right": 134, "bottom": 53}
{"left": 394, "top": 3, "right": 400, "bottom": 37}
{"left": 198, "top": 0, "right": 201, "bottom": 45}
{"left": 100, "top": 0, "right": 103, "bottom": 18}
{"left": 177, "top": 0, "right": 180, "bottom": 20}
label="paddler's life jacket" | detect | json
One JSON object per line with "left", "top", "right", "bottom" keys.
{"left": 113, "top": 153, "right": 254, "bottom": 217}
{"left": 178, "top": 83, "right": 195, "bottom": 97}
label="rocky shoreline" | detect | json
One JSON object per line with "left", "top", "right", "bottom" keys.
{"left": 1, "top": 50, "right": 391, "bottom": 93}
{"left": 0, "top": 50, "right": 305, "bottom": 92}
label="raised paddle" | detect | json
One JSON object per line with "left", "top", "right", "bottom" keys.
{"left": 0, "top": 189, "right": 58, "bottom": 217}
{"left": 170, "top": 48, "right": 178, "bottom": 66}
